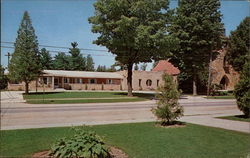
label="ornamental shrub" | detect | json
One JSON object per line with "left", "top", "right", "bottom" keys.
{"left": 152, "top": 74, "right": 184, "bottom": 125}
{"left": 234, "top": 62, "right": 250, "bottom": 117}
{"left": 50, "top": 128, "right": 110, "bottom": 158}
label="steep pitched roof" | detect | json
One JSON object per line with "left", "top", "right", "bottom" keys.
{"left": 152, "top": 60, "right": 180, "bottom": 75}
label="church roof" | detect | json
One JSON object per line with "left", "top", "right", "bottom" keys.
{"left": 152, "top": 60, "right": 180, "bottom": 75}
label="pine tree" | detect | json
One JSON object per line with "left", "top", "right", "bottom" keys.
{"left": 86, "top": 55, "right": 95, "bottom": 71}
{"left": 68, "top": 42, "right": 86, "bottom": 71}
{"left": 53, "top": 52, "right": 70, "bottom": 70}
{"left": 152, "top": 74, "right": 184, "bottom": 125}
{"left": 8, "top": 11, "right": 41, "bottom": 94}
{"left": 40, "top": 48, "right": 53, "bottom": 70}
{"left": 169, "top": 0, "right": 224, "bottom": 95}
{"left": 234, "top": 62, "right": 250, "bottom": 118}
{"left": 227, "top": 17, "right": 250, "bottom": 72}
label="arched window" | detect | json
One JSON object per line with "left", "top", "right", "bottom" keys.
{"left": 146, "top": 79, "right": 152, "bottom": 86}
{"left": 220, "top": 75, "right": 229, "bottom": 90}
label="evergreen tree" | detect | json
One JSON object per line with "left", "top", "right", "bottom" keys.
{"left": 89, "top": 0, "right": 176, "bottom": 96}
{"left": 227, "top": 17, "right": 250, "bottom": 72}
{"left": 96, "top": 65, "right": 106, "bottom": 72}
{"left": 0, "top": 65, "right": 8, "bottom": 90}
{"left": 8, "top": 11, "right": 41, "bottom": 94}
{"left": 169, "top": 0, "right": 224, "bottom": 95}
{"left": 53, "top": 52, "right": 70, "bottom": 70}
{"left": 152, "top": 74, "right": 184, "bottom": 125}
{"left": 86, "top": 55, "right": 95, "bottom": 71}
{"left": 234, "top": 62, "right": 250, "bottom": 118}
{"left": 134, "top": 64, "right": 139, "bottom": 71}
{"left": 140, "top": 63, "right": 147, "bottom": 71}
{"left": 68, "top": 42, "right": 86, "bottom": 71}
{"left": 40, "top": 48, "right": 53, "bottom": 70}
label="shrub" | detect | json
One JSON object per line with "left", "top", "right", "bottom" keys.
{"left": 152, "top": 74, "right": 184, "bottom": 125}
{"left": 234, "top": 62, "right": 250, "bottom": 118}
{"left": 50, "top": 128, "right": 110, "bottom": 158}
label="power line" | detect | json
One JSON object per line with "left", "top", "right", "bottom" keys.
{"left": 1, "top": 41, "right": 109, "bottom": 52}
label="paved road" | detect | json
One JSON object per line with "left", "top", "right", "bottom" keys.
{"left": 1, "top": 98, "right": 249, "bottom": 133}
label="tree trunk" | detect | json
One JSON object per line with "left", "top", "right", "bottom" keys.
{"left": 25, "top": 81, "right": 29, "bottom": 94}
{"left": 193, "top": 74, "right": 197, "bottom": 96}
{"left": 127, "top": 63, "right": 133, "bottom": 96}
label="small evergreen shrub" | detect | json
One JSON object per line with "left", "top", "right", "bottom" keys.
{"left": 50, "top": 128, "right": 110, "bottom": 158}
{"left": 234, "top": 62, "right": 250, "bottom": 117}
{"left": 152, "top": 74, "right": 184, "bottom": 125}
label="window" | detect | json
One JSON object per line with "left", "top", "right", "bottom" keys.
{"left": 89, "top": 79, "right": 96, "bottom": 84}
{"left": 107, "top": 79, "right": 113, "bottom": 84}
{"left": 157, "top": 80, "right": 159, "bottom": 87}
{"left": 146, "top": 79, "right": 152, "bottom": 86}
{"left": 139, "top": 79, "right": 142, "bottom": 87}
{"left": 43, "top": 77, "right": 48, "bottom": 84}
{"left": 75, "top": 78, "right": 80, "bottom": 84}
{"left": 64, "top": 78, "right": 68, "bottom": 83}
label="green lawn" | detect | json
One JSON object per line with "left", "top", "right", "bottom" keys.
{"left": 205, "top": 95, "right": 235, "bottom": 99}
{"left": 23, "top": 92, "right": 154, "bottom": 104}
{"left": 1, "top": 122, "right": 249, "bottom": 158}
{"left": 217, "top": 115, "right": 250, "bottom": 122}
{"left": 26, "top": 97, "right": 148, "bottom": 104}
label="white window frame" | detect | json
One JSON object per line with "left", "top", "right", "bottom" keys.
{"left": 106, "top": 79, "right": 113, "bottom": 84}
{"left": 88, "top": 79, "right": 97, "bottom": 84}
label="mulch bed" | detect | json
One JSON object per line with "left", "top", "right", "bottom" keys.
{"left": 32, "top": 146, "right": 128, "bottom": 158}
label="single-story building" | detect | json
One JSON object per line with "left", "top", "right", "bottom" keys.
{"left": 7, "top": 60, "right": 180, "bottom": 91}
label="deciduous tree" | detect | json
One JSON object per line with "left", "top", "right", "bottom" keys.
{"left": 169, "top": 0, "right": 224, "bottom": 95}
{"left": 89, "top": 0, "right": 176, "bottom": 96}
{"left": 8, "top": 11, "right": 41, "bottom": 94}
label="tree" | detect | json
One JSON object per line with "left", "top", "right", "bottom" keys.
{"left": 234, "top": 62, "right": 250, "bottom": 117}
{"left": 152, "top": 74, "right": 184, "bottom": 125}
{"left": 0, "top": 65, "right": 8, "bottom": 90}
{"left": 140, "top": 63, "right": 147, "bottom": 71}
{"left": 96, "top": 65, "right": 106, "bottom": 72}
{"left": 53, "top": 52, "right": 70, "bottom": 70}
{"left": 227, "top": 17, "right": 250, "bottom": 72}
{"left": 8, "top": 11, "right": 41, "bottom": 94}
{"left": 86, "top": 55, "right": 95, "bottom": 71}
{"left": 68, "top": 42, "right": 86, "bottom": 71}
{"left": 40, "top": 48, "right": 53, "bottom": 70}
{"left": 89, "top": 0, "right": 176, "bottom": 96}
{"left": 169, "top": 0, "right": 224, "bottom": 95}
{"left": 134, "top": 64, "right": 139, "bottom": 70}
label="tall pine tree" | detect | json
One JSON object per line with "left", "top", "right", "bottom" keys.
{"left": 8, "top": 11, "right": 41, "bottom": 94}
{"left": 86, "top": 55, "right": 95, "bottom": 71}
{"left": 53, "top": 52, "right": 70, "bottom": 70}
{"left": 169, "top": 0, "right": 224, "bottom": 95}
{"left": 40, "top": 48, "right": 53, "bottom": 70}
{"left": 68, "top": 42, "right": 86, "bottom": 71}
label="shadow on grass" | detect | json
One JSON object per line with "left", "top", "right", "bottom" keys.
{"left": 24, "top": 92, "right": 63, "bottom": 95}
{"left": 233, "top": 115, "right": 249, "bottom": 119}
{"left": 114, "top": 92, "right": 155, "bottom": 99}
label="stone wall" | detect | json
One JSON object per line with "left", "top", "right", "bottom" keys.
{"left": 210, "top": 49, "right": 240, "bottom": 90}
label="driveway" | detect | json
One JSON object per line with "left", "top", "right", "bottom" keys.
{"left": 1, "top": 91, "right": 249, "bottom": 133}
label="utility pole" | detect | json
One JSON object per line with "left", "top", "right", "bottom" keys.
{"left": 5, "top": 52, "right": 11, "bottom": 67}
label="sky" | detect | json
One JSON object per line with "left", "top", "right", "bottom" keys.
{"left": 1, "top": 0, "right": 249, "bottom": 70}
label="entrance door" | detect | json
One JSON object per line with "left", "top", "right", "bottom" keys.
{"left": 54, "top": 78, "right": 59, "bottom": 88}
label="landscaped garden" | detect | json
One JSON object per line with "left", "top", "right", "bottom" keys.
{"left": 0, "top": 122, "right": 249, "bottom": 158}
{"left": 23, "top": 91, "right": 155, "bottom": 104}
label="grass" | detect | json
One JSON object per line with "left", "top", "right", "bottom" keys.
{"left": 26, "top": 97, "right": 148, "bottom": 104}
{"left": 23, "top": 92, "right": 155, "bottom": 104}
{"left": 217, "top": 115, "right": 250, "bottom": 122}
{"left": 1, "top": 122, "right": 249, "bottom": 158}
{"left": 205, "top": 95, "right": 235, "bottom": 99}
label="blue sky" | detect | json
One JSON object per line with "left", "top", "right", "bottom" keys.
{"left": 1, "top": 0, "right": 249, "bottom": 70}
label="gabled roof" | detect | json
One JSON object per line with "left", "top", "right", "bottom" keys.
{"left": 43, "top": 70, "right": 123, "bottom": 79}
{"left": 152, "top": 60, "right": 180, "bottom": 75}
